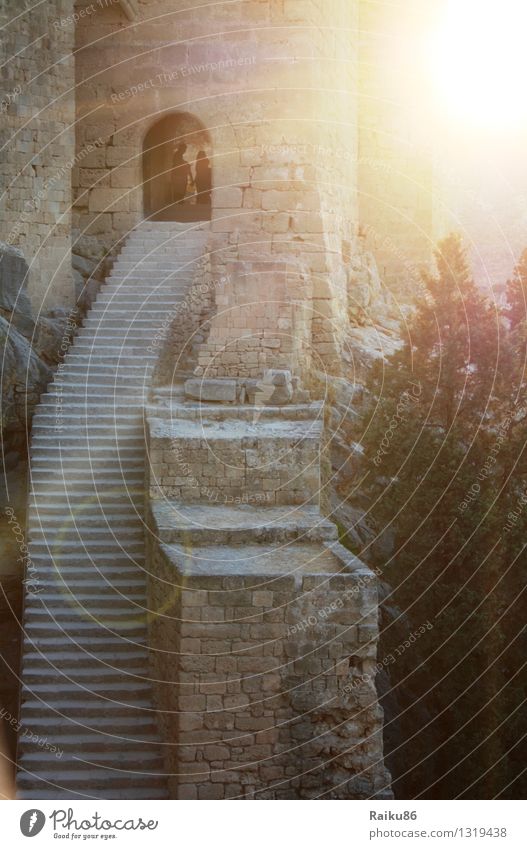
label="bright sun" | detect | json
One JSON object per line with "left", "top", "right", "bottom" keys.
{"left": 430, "top": 0, "right": 527, "bottom": 130}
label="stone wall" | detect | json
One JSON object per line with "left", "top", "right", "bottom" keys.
{"left": 148, "top": 539, "right": 390, "bottom": 799}
{"left": 145, "top": 391, "right": 391, "bottom": 799}
{"left": 74, "top": 0, "right": 362, "bottom": 377}
{"left": 195, "top": 259, "right": 314, "bottom": 379}
{"left": 147, "top": 408, "right": 321, "bottom": 505}
{"left": 0, "top": 0, "right": 76, "bottom": 311}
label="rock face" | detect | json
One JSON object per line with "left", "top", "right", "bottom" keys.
{"left": 0, "top": 318, "right": 51, "bottom": 439}
{"left": 0, "top": 243, "right": 32, "bottom": 316}
{"left": 0, "top": 244, "right": 75, "bottom": 453}
{"left": 72, "top": 245, "right": 110, "bottom": 315}
{"left": 347, "top": 248, "right": 386, "bottom": 323}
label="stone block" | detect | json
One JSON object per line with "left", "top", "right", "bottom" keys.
{"left": 88, "top": 188, "right": 129, "bottom": 212}
{"left": 184, "top": 377, "right": 237, "bottom": 402}
{"left": 106, "top": 145, "right": 137, "bottom": 167}
{"left": 214, "top": 187, "right": 243, "bottom": 208}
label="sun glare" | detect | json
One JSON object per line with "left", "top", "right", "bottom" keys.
{"left": 430, "top": 0, "right": 527, "bottom": 130}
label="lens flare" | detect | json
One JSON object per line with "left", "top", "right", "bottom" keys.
{"left": 430, "top": 0, "right": 527, "bottom": 129}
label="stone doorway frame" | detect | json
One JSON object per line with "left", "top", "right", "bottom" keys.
{"left": 142, "top": 112, "right": 212, "bottom": 223}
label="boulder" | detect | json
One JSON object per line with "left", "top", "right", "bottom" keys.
{"left": 0, "top": 316, "right": 51, "bottom": 435}
{"left": 184, "top": 377, "right": 237, "bottom": 403}
{"left": 34, "top": 309, "right": 78, "bottom": 366}
{"left": 0, "top": 242, "right": 32, "bottom": 316}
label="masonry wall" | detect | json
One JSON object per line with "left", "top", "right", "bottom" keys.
{"left": 0, "top": 0, "right": 76, "bottom": 311}
{"left": 148, "top": 540, "right": 390, "bottom": 799}
{"left": 147, "top": 414, "right": 321, "bottom": 506}
{"left": 74, "top": 0, "right": 361, "bottom": 378}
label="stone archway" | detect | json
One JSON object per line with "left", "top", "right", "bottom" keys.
{"left": 142, "top": 113, "right": 212, "bottom": 222}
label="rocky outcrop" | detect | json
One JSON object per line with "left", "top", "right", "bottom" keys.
{"left": 0, "top": 318, "right": 51, "bottom": 443}
{"left": 72, "top": 247, "right": 106, "bottom": 314}
{"left": 0, "top": 244, "right": 77, "bottom": 454}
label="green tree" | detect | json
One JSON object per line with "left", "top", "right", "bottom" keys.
{"left": 350, "top": 235, "right": 525, "bottom": 798}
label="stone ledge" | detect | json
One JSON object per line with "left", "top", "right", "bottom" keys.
{"left": 158, "top": 541, "right": 370, "bottom": 579}
{"left": 152, "top": 501, "right": 338, "bottom": 546}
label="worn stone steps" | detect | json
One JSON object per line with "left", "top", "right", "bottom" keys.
{"left": 18, "top": 220, "right": 209, "bottom": 799}
{"left": 24, "top": 588, "right": 146, "bottom": 605}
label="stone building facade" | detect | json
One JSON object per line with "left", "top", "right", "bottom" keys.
{"left": 0, "top": 0, "right": 76, "bottom": 311}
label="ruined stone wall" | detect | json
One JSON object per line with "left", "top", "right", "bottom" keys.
{"left": 0, "top": 0, "right": 76, "bottom": 311}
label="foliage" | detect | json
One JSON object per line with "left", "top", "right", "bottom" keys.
{"left": 353, "top": 235, "right": 527, "bottom": 799}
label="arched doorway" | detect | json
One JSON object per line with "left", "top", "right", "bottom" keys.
{"left": 143, "top": 113, "right": 212, "bottom": 222}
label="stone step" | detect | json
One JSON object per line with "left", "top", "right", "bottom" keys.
{"left": 22, "top": 586, "right": 146, "bottom": 605}
{"left": 23, "top": 543, "right": 145, "bottom": 558}
{"left": 17, "top": 788, "right": 168, "bottom": 800}
{"left": 151, "top": 397, "right": 323, "bottom": 422}
{"left": 29, "top": 455, "right": 144, "bottom": 468}
{"left": 45, "top": 377, "right": 150, "bottom": 390}
{"left": 29, "top": 470, "right": 143, "bottom": 483}
{"left": 75, "top": 333, "right": 161, "bottom": 346}
{"left": 94, "top": 295, "right": 184, "bottom": 307}
{"left": 63, "top": 350, "right": 157, "bottom": 362}
{"left": 32, "top": 420, "right": 141, "bottom": 434}
{"left": 24, "top": 588, "right": 146, "bottom": 605}
{"left": 28, "top": 496, "right": 143, "bottom": 509}
{"left": 111, "top": 261, "right": 199, "bottom": 270}
{"left": 22, "top": 640, "right": 150, "bottom": 663}
{"left": 28, "top": 493, "right": 143, "bottom": 509}
{"left": 41, "top": 390, "right": 148, "bottom": 402}
{"left": 127, "top": 239, "right": 207, "bottom": 248}
{"left": 27, "top": 530, "right": 144, "bottom": 544}
{"left": 21, "top": 645, "right": 149, "bottom": 663}
{"left": 156, "top": 541, "right": 356, "bottom": 577}
{"left": 78, "top": 314, "right": 168, "bottom": 326}
{"left": 87, "top": 309, "right": 175, "bottom": 319}
{"left": 22, "top": 662, "right": 151, "bottom": 684}
{"left": 117, "top": 242, "right": 202, "bottom": 250}
{"left": 20, "top": 698, "right": 156, "bottom": 720}
{"left": 31, "top": 457, "right": 144, "bottom": 474}
{"left": 19, "top": 750, "right": 165, "bottom": 772}
{"left": 153, "top": 502, "right": 339, "bottom": 546}
{"left": 22, "top": 617, "right": 148, "bottom": 638}
{"left": 107, "top": 258, "right": 200, "bottom": 264}
{"left": 16, "top": 768, "right": 167, "bottom": 791}
{"left": 27, "top": 541, "right": 145, "bottom": 557}
{"left": 50, "top": 372, "right": 154, "bottom": 384}
{"left": 30, "top": 438, "right": 144, "bottom": 451}
{"left": 27, "top": 512, "right": 143, "bottom": 528}
{"left": 29, "top": 473, "right": 144, "bottom": 484}
{"left": 28, "top": 440, "right": 144, "bottom": 454}
{"left": 21, "top": 680, "right": 154, "bottom": 702}
{"left": 82, "top": 313, "right": 170, "bottom": 322}
{"left": 101, "top": 278, "right": 192, "bottom": 288}
{"left": 24, "top": 597, "right": 146, "bottom": 616}
{"left": 115, "top": 259, "right": 200, "bottom": 269}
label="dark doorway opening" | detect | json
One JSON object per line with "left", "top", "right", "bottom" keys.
{"left": 143, "top": 113, "right": 212, "bottom": 222}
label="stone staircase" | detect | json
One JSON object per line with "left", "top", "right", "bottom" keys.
{"left": 17, "top": 220, "right": 209, "bottom": 799}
